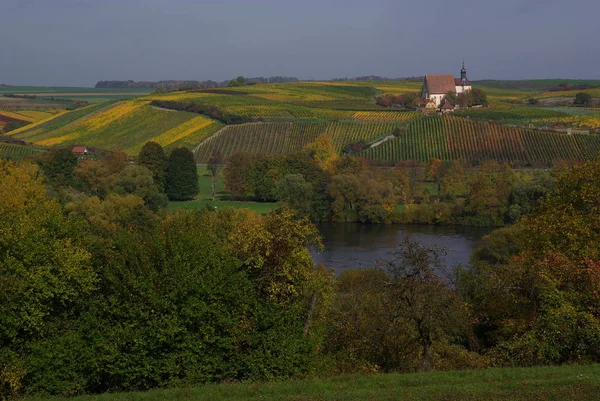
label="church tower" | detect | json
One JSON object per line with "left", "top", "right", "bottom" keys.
{"left": 460, "top": 61, "right": 468, "bottom": 86}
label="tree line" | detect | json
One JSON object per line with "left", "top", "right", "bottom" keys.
{"left": 223, "top": 135, "right": 556, "bottom": 226}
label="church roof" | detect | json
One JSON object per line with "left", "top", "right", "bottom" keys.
{"left": 424, "top": 74, "right": 456, "bottom": 94}
{"left": 455, "top": 78, "right": 471, "bottom": 86}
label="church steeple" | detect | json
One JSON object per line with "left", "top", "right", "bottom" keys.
{"left": 460, "top": 61, "right": 468, "bottom": 85}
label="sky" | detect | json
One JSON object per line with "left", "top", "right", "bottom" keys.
{"left": 1, "top": 0, "right": 599, "bottom": 87}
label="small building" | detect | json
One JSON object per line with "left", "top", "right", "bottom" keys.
{"left": 441, "top": 100, "right": 455, "bottom": 113}
{"left": 72, "top": 146, "right": 88, "bottom": 156}
{"left": 421, "top": 62, "right": 472, "bottom": 107}
{"left": 417, "top": 98, "right": 437, "bottom": 113}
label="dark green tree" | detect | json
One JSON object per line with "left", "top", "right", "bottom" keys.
{"left": 41, "top": 147, "right": 78, "bottom": 187}
{"left": 137, "top": 141, "right": 168, "bottom": 191}
{"left": 165, "top": 147, "right": 199, "bottom": 200}
{"left": 574, "top": 92, "right": 593, "bottom": 107}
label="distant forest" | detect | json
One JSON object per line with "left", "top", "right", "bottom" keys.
{"left": 95, "top": 76, "right": 300, "bottom": 89}
{"left": 95, "top": 75, "right": 427, "bottom": 89}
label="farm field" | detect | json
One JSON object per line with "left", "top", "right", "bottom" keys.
{"left": 193, "top": 121, "right": 407, "bottom": 162}
{"left": 359, "top": 115, "right": 600, "bottom": 164}
{"left": 31, "top": 364, "right": 600, "bottom": 401}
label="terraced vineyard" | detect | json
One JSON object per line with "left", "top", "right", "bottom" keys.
{"left": 0, "top": 142, "right": 46, "bottom": 160}
{"left": 359, "top": 116, "right": 600, "bottom": 164}
{"left": 194, "top": 121, "right": 405, "bottom": 162}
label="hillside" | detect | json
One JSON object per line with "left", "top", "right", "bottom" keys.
{"left": 0, "top": 141, "right": 46, "bottom": 160}
{"left": 31, "top": 364, "right": 600, "bottom": 401}
{"left": 5, "top": 80, "right": 600, "bottom": 163}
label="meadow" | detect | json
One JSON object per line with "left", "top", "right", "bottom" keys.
{"left": 31, "top": 364, "right": 600, "bottom": 401}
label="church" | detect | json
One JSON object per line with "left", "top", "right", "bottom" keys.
{"left": 421, "top": 63, "right": 471, "bottom": 107}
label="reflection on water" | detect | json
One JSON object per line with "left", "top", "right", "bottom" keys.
{"left": 311, "top": 223, "right": 493, "bottom": 274}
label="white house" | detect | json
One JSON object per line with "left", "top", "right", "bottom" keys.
{"left": 421, "top": 63, "right": 472, "bottom": 107}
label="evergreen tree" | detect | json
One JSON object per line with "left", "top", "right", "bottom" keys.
{"left": 137, "top": 141, "right": 168, "bottom": 191}
{"left": 165, "top": 147, "right": 199, "bottom": 200}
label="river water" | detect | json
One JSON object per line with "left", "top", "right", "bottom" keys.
{"left": 311, "top": 223, "right": 493, "bottom": 274}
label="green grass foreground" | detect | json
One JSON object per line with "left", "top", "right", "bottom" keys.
{"left": 31, "top": 365, "right": 600, "bottom": 401}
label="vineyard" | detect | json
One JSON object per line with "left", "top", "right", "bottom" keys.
{"left": 359, "top": 116, "right": 600, "bottom": 164}
{"left": 10, "top": 101, "right": 224, "bottom": 154}
{"left": 193, "top": 121, "right": 405, "bottom": 162}
{"left": 0, "top": 142, "right": 46, "bottom": 160}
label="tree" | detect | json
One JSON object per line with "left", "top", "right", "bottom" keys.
{"left": 165, "top": 147, "right": 199, "bottom": 200}
{"left": 207, "top": 150, "right": 223, "bottom": 202}
{"left": 137, "top": 141, "right": 168, "bottom": 191}
{"left": 224, "top": 152, "right": 257, "bottom": 199}
{"left": 304, "top": 134, "right": 338, "bottom": 172}
{"left": 384, "top": 237, "right": 471, "bottom": 371}
{"left": 471, "top": 88, "right": 489, "bottom": 106}
{"left": 276, "top": 174, "right": 313, "bottom": 216}
{"left": 111, "top": 165, "right": 167, "bottom": 211}
{"left": 41, "top": 147, "right": 78, "bottom": 187}
{"left": 442, "top": 92, "right": 458, "bottom": 106}
{"left": 574, "top": 92, "right": 593, "bottom": 107}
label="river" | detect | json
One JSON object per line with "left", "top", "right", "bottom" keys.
{"left": 312, "top": 223, "right": 493, "bottom": 274}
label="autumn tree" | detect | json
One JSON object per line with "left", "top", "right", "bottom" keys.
{"left": 165, "top": 147, "right": 199, "bottom": 200}
{"left": 304, "top": 134, "right": 338, "bottom": 172}
{"left": 461, "top": 159, "right": 600, "bottom": 365}
{"left": 224, "top": 152, "right": 256, "bottom": 199}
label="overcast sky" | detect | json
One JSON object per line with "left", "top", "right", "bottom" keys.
{"left": 1, "top": 0, "right": 598, "bottom": 87}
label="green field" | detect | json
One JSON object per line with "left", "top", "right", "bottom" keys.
{"left": 168, "top": 168, "right": 279, "bottom": 213}
{"left": 31, "top": 364, "right": 600, "bottom": 401}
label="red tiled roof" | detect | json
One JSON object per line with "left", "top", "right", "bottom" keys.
{"left": 455, "top": 78, "right": 471, "bottom": 86}
{"left": 424, "top": 74, "right": 456, "bottom": 94}
{"left": 72, "top": 146, "right": 87, "bottom": 154}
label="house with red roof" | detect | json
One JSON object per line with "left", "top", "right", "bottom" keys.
{"left": 421, "top": 62, "right": 472, "bottom": 107}
{"left": 72, "top": 146, "right": 88, "bottom": 156}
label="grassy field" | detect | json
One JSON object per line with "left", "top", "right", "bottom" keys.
{"left": 168, "top": 167, "right": 279, "bottom": 214}
{"left": 31, "top": 364, "right": 600, "bottom": 401}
